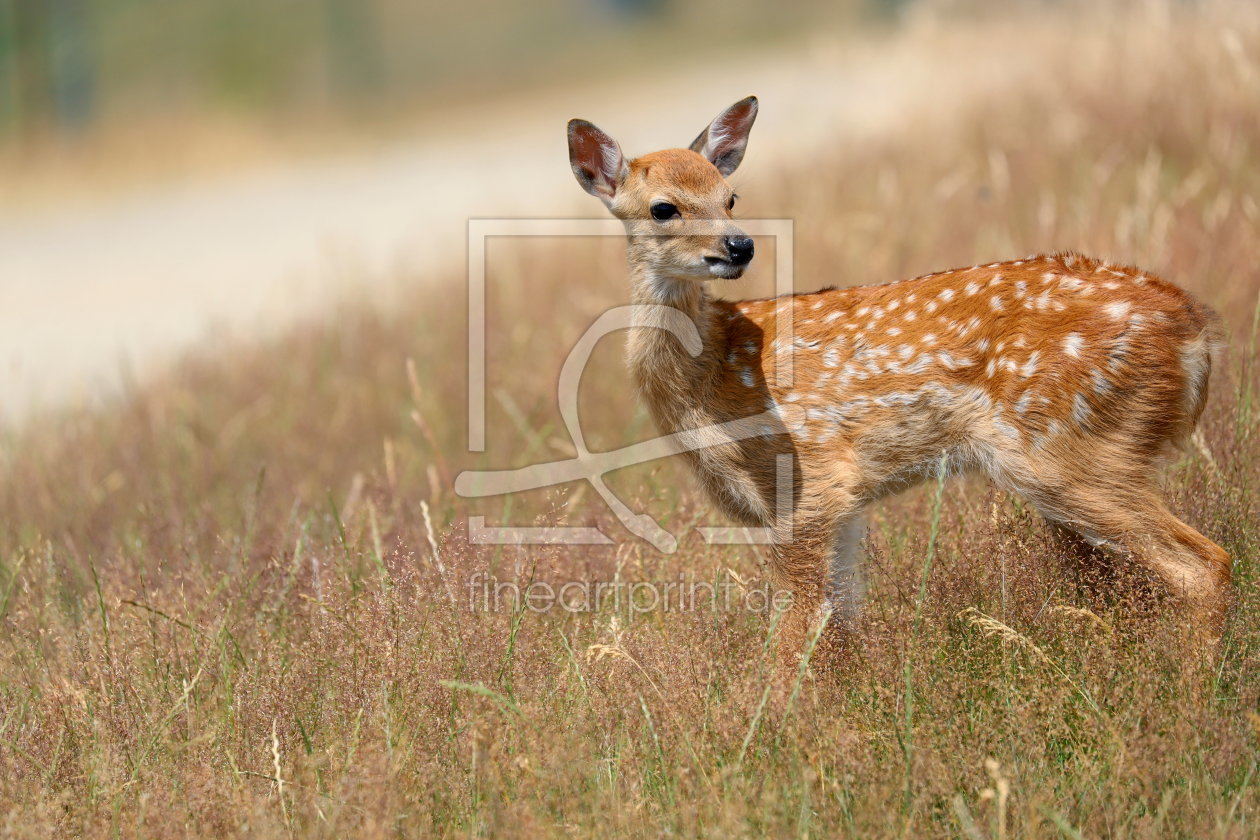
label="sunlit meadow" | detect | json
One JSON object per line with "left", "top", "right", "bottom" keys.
{"left": 2, "top": 6, "right": 1259, "bottom": 837}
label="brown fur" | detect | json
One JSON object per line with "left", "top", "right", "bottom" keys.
{"left": 568, "top": 100, "right": 1230, "bottom": 668}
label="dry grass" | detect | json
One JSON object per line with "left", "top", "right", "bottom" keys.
{"left": 2, "top": 6, "right": 1260, "bottom": 837}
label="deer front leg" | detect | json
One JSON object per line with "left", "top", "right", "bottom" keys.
{"left": 767, "top": 511, "right": 840, "bottom": 681}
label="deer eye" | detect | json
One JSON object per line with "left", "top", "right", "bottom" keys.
{"left": 650, "top": 202, "right": 679, "bottom": 221}
{"left": 728, "top": 195, "right": 737, "bottom": 211}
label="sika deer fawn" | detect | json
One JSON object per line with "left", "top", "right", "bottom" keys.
{"left": 566, "top": 96, "right": 1230, "bottom": 665}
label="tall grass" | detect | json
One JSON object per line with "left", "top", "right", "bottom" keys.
{"left": 1, "top": 5, "right": 1259, "bottom": 837}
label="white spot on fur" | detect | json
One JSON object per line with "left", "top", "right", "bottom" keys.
{"left": 903, "top": 354, "right": 934, "bottom": 374}
{"left": 1091, "top": 369, "right": 1110, "bottom": 394}
{"left": 993, "top": 415, "right": 1021, "bottom": 440}
{"left": 739, "top": 369, "right": 755, "bottom": 387}
{"left": 938, "top": 351, "right": 972, "bottom": 369}
{"left": 1072, "top": 393, "right": 1090, "bottom": 425}
{"left": 1063, "top": 333, "right": 1084, "bottom": 357}
{"left": 1104, "top": 300, "right": 1131, "bottom": 320}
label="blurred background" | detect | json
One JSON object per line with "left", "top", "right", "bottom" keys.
{"left": 0, "top": 0, "right": 895, "bottom": 419}
{"left": 0, "top": 0, "right": 873, "bottom": 142}
{"left": 0, "top": 0, "right": 1254, "bottom": 422}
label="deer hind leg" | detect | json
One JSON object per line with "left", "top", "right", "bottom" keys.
{"left": 1022, "top": 477, "right": 1230, "bottom": 635}
{"left": 825, "top": 514, "right": 868, "bottom": 624}
{"left": 1138, "top": 509, "right": 1232, "bottom": 634}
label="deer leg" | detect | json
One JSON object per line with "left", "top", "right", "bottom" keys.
{"left": 1133, "top": 508, "right": 1231, "bottom": 635}
{"left": 825, "top": 513, "right": 868, "bottom": 624}
{"left": 1025, "top": 478, "right": 1231, "bottom": 636}
{"left": 766, "top": 510, "right": 836, "bottom": 678}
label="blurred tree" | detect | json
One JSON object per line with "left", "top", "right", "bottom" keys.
{"left": 0, "top": 0, "right": 97, "bottom": 137}
{"left": 600, "top": 0, "right": 667, "bottom": 18}
{"left": 8, "top": 0, "right": 51, "bottom": 137}
{"left": 322, "top": 0, "right": 383, "bottom": 101}
{"left": 47, "top": 0, "right": 96, "bottom": 132}
{"left": 0, "top": 0, "right": 14, "bottom": 133}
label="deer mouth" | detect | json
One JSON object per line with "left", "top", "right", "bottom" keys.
{"left": 704, "top": 256, "right": 746, "bottom": 279}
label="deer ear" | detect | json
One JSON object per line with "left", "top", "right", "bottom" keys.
{"left": 567, "top": 119, "right": 627, "bottom": 203}
{"left": 689, "top": 96, "right": 758, "bottom": 176}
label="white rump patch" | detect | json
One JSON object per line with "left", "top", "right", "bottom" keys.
{"left": 1180, "top": 334, "right": 1212, "bottom": 418}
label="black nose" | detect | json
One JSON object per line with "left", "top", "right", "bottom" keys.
{"left": 726, "top": 236, "right": 754, "bottom": 266}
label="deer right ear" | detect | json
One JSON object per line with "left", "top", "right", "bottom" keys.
{"left": 689, "top": 96, "right": 758, "bottom": 176}
{"left": 567, "top": 119, "right": 627, "bottom": 204}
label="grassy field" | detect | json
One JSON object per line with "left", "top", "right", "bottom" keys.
{"left": 2, "top": 6, "right": 1260, "bottom": 838}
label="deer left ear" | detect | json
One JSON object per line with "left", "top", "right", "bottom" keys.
{"left": 689, "top": 96, "right": 758, "bottom": 176}
{"left": 568, "top": 118, "right": 627, "bottom": 205}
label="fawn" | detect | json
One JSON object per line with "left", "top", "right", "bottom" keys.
{"left": 566, "top": 96, "right": 1230, "bottom": 662}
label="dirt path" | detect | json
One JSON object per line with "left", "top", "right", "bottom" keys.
{"left": 0, "top": 20, "right": 1043, "bottom": 422}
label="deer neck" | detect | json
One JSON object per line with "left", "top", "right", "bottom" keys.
{"left": 624, "top": 251, "right": 723, "bottom": 430}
